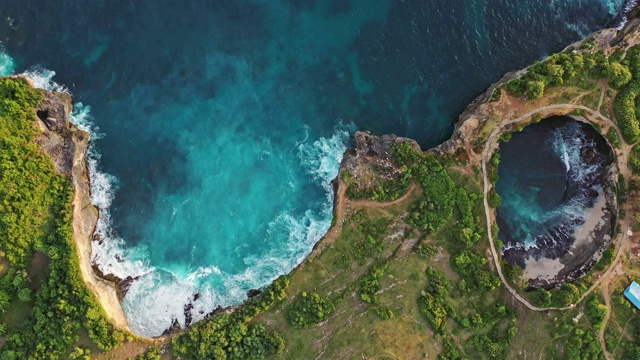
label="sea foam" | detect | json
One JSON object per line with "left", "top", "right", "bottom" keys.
{"left": 119, "top": 125, "right": 350, "bottom": 337}
{"left": 13, "top": 57, "right": 352, "bottom": 337}
{"left": 0, "top": 47, "right": 15, "bottom": 76}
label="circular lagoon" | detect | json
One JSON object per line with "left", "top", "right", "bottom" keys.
{"left": 495, "top": 116, "right": 616, "bottom": 288}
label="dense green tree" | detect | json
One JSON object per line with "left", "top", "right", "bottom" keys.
{"left": 0, "top": 78, "right": 124, "bottom": 358}
{"left": 285, "top": 292, "right": 335, "bottom": 328}
{"left": 608, "top": 62, "right": 632, "bottom": 88}
{"left": 172, "top": 276, "right": 289, "bottom": 360}
{"left": 524, "top": 81, "right": 545, "bottom": 100}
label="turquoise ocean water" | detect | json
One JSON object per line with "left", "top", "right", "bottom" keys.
{"left": 0, "top": 0, "right": 630, "bottom": 336}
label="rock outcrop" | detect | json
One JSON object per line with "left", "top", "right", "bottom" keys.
{"left": 341, "top": 131, "right": 420, "bottom": 188}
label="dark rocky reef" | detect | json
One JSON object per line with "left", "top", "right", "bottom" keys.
{"left": 350, "top": 131, "right": 421, "bottom": 163}
{"left": 612, "top": 2, "right": 640, "bottom": 46}
{"left": 162, "top": 318, "right": 182, "bottom": 336}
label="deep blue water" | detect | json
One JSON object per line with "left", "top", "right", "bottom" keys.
{"left": 0, "top": 0, "right": 628, "bottom": 336}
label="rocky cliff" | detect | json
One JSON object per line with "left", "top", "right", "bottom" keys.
{"left": 23, "top": 76, "right": 131, "bottom": 332}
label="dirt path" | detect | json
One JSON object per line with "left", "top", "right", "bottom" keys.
{"left": 599, "top": 281, "right": 613, "bottom": 360}
{"left": 538, "top": 331, "right": 572, "bottom": 360}
{"left": 598, "top": 86, "right": 606, "bottom": 113}
{"left": 350, "top": 183, "right": 417, "bottom": 209}
{"left": 481, "top": 102, "right": 632, "bottom": 313}
{"left": 307, "top": 181, "right": 417, "bottom": 260}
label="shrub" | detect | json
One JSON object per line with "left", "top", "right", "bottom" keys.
{"left": 285, "top": 292, "right": 335, "bottom": 328}
{"left": 357, "top": 262, "right": 388, "bottom": 304}
{"left": 172, "top": 276, "right": 289, "bottom": 359}
{"left": 608, "top": 62, "right": 632, "bottom": 88}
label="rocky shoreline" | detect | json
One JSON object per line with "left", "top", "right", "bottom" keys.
{"left": 22, "top": 76, "right": 131, "bottom": 332}
{"left": 24, "top": 4, "right": 640, "bottom": 337}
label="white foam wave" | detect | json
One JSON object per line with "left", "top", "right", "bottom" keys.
{"left": 0, "top": 47, "right": 15, "bottom": 76}
{"left": 22, "top": 66, "right": 69, "bottom": 93}
{"left": 549, "top": 121, "right": 599, "bottom": 187}
{"left": 3, "top": 53, "right": 353, "bottom": 337}
{"left": 617, "top": 0, "right": 639, "bottom": 29}
{"left": 298, "top": 124, "right": 351, "bottom": 197}
{"left": 122, "top": 270, "right": 208, "bottom": 337}
{"left": 120, "top": 124, "right": 351, "bottom": 337}
{"left": 16, "top": 59, "right": 351, "bottom": 337}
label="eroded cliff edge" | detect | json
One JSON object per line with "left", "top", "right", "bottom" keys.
{"left": 26, "top": 10, "right": 639, "bottom": 340}
{"left": 24, "top": 76, "right": 131, "bottom": 332}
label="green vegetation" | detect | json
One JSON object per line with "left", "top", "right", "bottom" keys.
{"left": 452, "top": 250, "right": 501, "bottom": 292}
{"left": 559, "top": 327, "right": 603, "bottom": 359}
{"left": 488, "top": 190, "right": 502, "bottom": 208}
{"left": 135, "top": 346, "right": 162, "bottom": 360}
{"left": 502, "top": 42, "right": 640, "bottom": 143}
{"left": 528, "top": 283, "right": 583, "bottom": 308}
{"left": 417, "top": 267, "right": 452, "bottom": 333}
{"left": 490, "top": 88, "right": 502, "bottom": 102}
{"left": 285, "top": 292, "right": 335, "bottom": 328}
{"left": 392, "top": 142, "right": 516, "bottom": 358}
{"left": 606, "top": 289, "right": 640, "bottom": 359}
{"left": 586, "top": 297, "right": 608, "bottom": 332}
{"left": 629, "top": 144, "right": 640, "bottom": 174}
{"left": 345, "top": 168, "right": 411, "bottom": 202}
{"left": 594, "top": 246, "right": 615, "bottom": 272}
{"left": 69, "top": 347, "right": 92, "bottom": 360}
{"left": 335, "top": 216, "right": 393, "bottom": 266}
{"left": 172, "top": 276, "right": 289, "bottom": 359}
{"left": 418, "top": 263, "right": 515, "bottom": 359}
{"left": 0, "top": 78, "right": 124, "bottom": 359}
{"left": 354, "top": 261, "right": 394, "bottom": 319}
{"left": 415, "top": 243, "right": 438, "bottom": 257}
{"left": 503, "top": 52, "right": 587, "bottom": 100}
{"left": 606, "top": 127, "right": 622, "bottom": 148}
{"left": 613, "top": 45, "right": 640, "bottom": 143}
{"left": 393, "top": 142, "right": 484, "bottom": 249}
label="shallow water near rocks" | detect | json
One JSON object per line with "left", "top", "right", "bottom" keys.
{"left": 0, "top": 0, "right": 628, "bottom": 336}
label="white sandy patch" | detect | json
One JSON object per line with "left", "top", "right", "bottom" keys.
{"left": 572, "top": 190, "right": 607, "bottom": 251}
{"left": 523, "top": 256, "right": 565, "bottom": 280}
{"left": 523, "top": 191, "right": 607, "bottom": 280}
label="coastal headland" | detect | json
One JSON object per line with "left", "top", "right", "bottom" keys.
{"left": 10, "top": 5, "right": 640, "bottom": 359}
{"left": 24, "top": 77, "right": 131, "bottom": 332}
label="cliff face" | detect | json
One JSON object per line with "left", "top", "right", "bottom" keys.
{"left": 430, "top": 28, "right": 620, "bottom": 160}
{"left": 26, "top": 78, "right": 131, "bottom": 332}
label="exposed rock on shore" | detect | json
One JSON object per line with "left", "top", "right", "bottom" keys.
{"left": 340, "top": 131, "right": 420, "bottom": 193}
{"left": 25, "top": 76, "right": 131, "bottom": 332}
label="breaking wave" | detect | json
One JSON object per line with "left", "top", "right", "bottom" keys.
{"left": 110, "top": 125, "right": 350, "bottom": 337}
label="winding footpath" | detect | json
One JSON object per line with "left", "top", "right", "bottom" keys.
{"left": 481, "top": 102, "right": 632, "bottom": 318}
